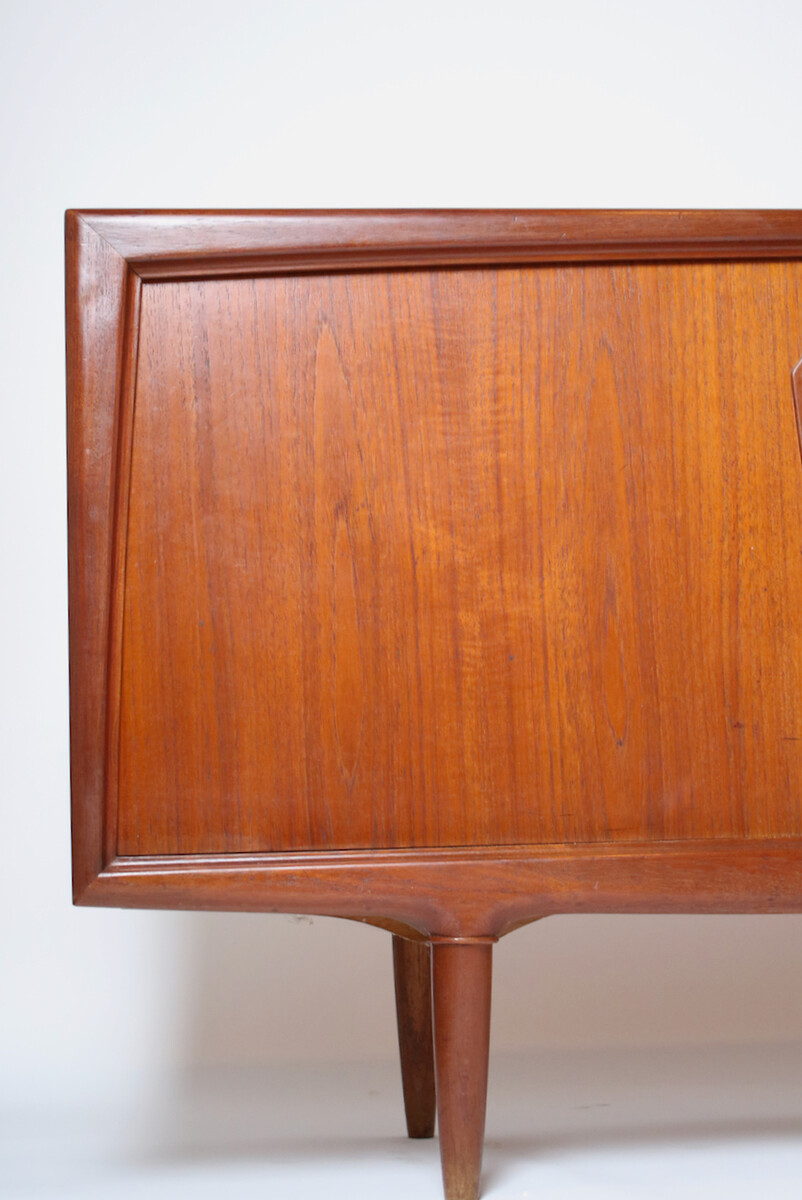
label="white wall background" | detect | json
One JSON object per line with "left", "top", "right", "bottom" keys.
{"left": 3, "top": 0, "right": 802, "bottom": 1126}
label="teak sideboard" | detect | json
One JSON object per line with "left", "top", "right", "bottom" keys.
{"left": 67, "top": 210, "right": 802, "bottom": 1200}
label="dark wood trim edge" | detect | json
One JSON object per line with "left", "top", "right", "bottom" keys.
{"left": 70, "top": 210, "right": 802, "bottom": 280}
{"left": 74, "top": 839, "right": 802, "bottom": 937}
{"left": 66, "top": 213, "right": 133, "bottom": 900}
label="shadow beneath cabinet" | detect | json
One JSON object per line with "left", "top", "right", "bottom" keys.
{"left": 141, "top": 1043, "right": 802, "bottom": 1172}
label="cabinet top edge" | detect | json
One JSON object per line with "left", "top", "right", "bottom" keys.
{"left": 65, "top": 209, "right": 802, "bottom": 277}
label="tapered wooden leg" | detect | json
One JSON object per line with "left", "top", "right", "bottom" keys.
{"left": 392, "top": 934, "right": 436, "bottom": 1138}
{"left": 432, "top": 941, "right": 493, "bottom": 1200}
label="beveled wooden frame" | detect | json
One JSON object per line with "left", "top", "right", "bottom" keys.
{"left": 67, "top": 209, "right": 802, "bottom": 942}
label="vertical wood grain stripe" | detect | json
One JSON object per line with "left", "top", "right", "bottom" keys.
{"left": 314, "top": 324, "right": 367, "bottom": 795}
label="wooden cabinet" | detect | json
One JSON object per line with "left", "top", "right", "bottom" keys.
{"left": 67, "top": 210, "right": 802, "bottom": 1200}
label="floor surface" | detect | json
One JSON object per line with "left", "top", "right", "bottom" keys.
{"left": 4, "top": 1043, "right": 802, "bottom": 1198}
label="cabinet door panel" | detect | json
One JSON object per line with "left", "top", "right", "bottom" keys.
{"left": 116, "top": 262, "right": 802, "bottom": 855}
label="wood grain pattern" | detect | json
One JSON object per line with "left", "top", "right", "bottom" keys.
{"left": 67, "top": 210, "right": 802, "bottom": 923}
{"left": 115, "top": 261, "right": 802, "bottom": 855}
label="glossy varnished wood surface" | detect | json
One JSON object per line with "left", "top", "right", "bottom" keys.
{"left": 116, "top": 261, "right": 802, "bottom": 855}
{"left": 67, "top": 210, "right": 802, "bottom": 923}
